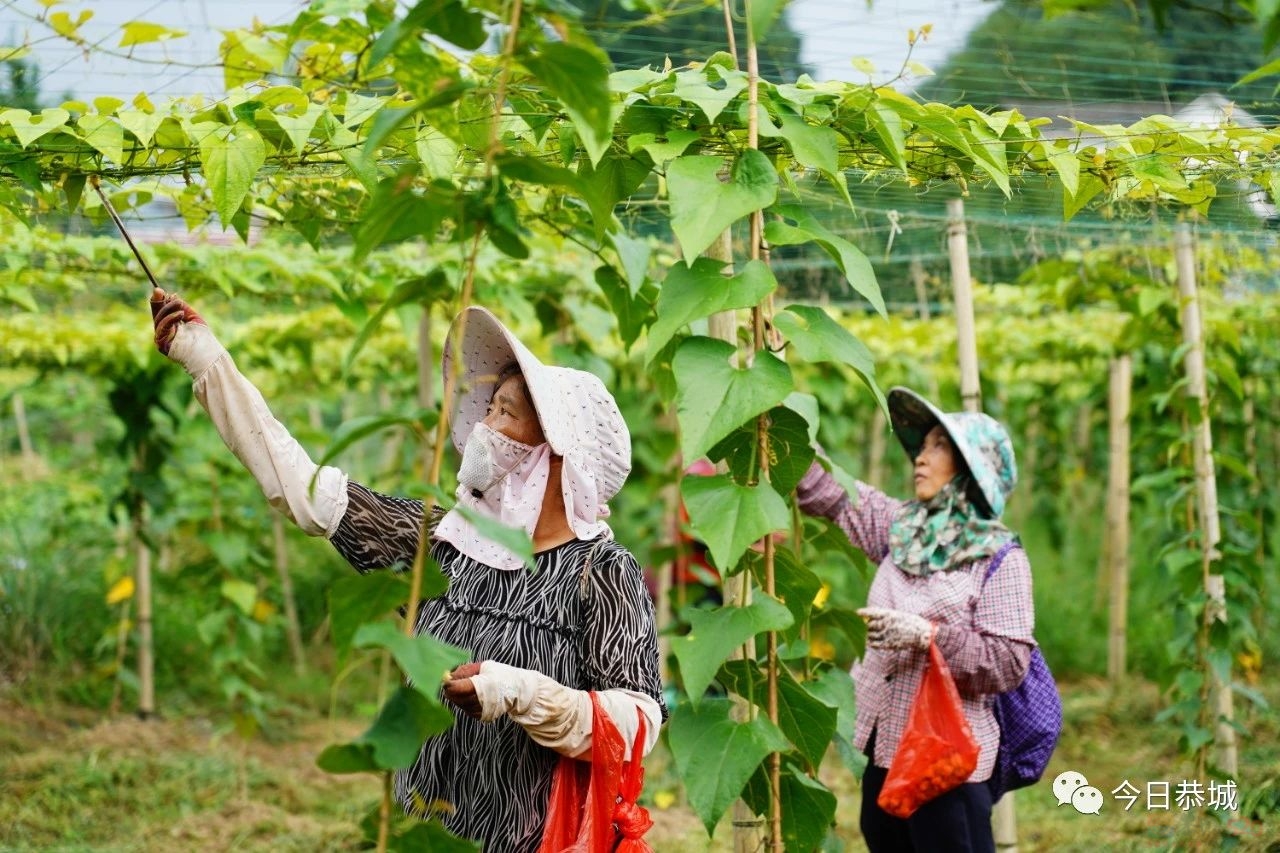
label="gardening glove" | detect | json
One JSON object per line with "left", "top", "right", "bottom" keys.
{"left": 150, "top": 288, "right": 349, "bottom": 537}
{"left": 446, "top": 660, "right": 661, "bottom": 760}
{"left": 858, "top": 607, "right": 932, "bottom": 651}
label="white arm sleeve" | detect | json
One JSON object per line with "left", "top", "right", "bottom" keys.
{"left": 469, "top": 661, "right": 662, "bottom": 760}
{"left": 168, "top": 322, "right": 349, "bottom": 538}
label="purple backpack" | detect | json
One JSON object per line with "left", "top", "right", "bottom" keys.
{"left": 983, "top": 542, "right": 1063, "bottom": 802}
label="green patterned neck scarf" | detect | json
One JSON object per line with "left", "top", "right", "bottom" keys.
{"left": 888, "top": 477, "right": 1014, "bottom": 577}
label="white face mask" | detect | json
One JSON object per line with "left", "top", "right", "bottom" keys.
{"left": 457, "top": 422, "right": 537, "bottom": 497}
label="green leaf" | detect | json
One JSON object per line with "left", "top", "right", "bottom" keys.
{"left": 646, "top": 258, "right": 778, "bottom": 365}
{"left": 329, "top": 571, "right": 411, "bottom": 657}
{"left": 119, "top": 21, "right": 186, "bottom": 46}
{"left": 1, "top": 108, "right": 70, "bottom": 148}
{"left": 749, "top": 0, "right": 787, "bottom": 42}
{"left": 353, "top": 177, "right": 452, "bottom": 261}
{"left": 673, "top": 337, "right": 793, "bottom": 463}
{"left": 672, "top": 595, "right": 793, "bottom": 704}
{"left": 452, "top": 504, "right": 535, "bottom": 570}
{"left": 77, "top": 115, "right": 125, "bottom": 165}
{"left": 743, "top": 761, "right": 837, "bottom": 851}
{"left": 868, "top": 103, "right": 908, "bottom": 174}
{"left": 523, "top": 42, "right": 613, "bottom": 165}
{"left": 764, "top": 205, "right": 885, "bottom": 316}
{"left": 773, "top": 305, "right": 886, "bottom": 412}
{"left": 1042, "top": 140, "right": 1080, "bottom": 198}
{"left": 718, "top": 660, "right": 838, "bottom": 769}
{"left": 1236, "top": 54, "right": 1280, "bottom": 86}
{"left": 667, "top": 697, "right": 789, "bottom": 834}
{"left": 609, "top": 230, "right": 650, "bottom": 296}
{"left": 406, "top": 0, "right": 488, "bottom": 52}
{"left": 317, "top": 686, "right": 453, "bottom": 773}
{"left": 806, "top": 666, "right": 864, "bottom": 776}
{"left": 594, "top": 265, "right": 651, "bottom": 351}
{"left": 221, "top": 578, "right": 257, "bottom": 616}
{"left": 269, "top": 102, "right": 324, "bottom": 154}
{"left": 194, "top": 121, "right": 266, "bottom": 225}
{"left": 673, "top": 66, "right": 748, "bottom": 125}
{"left": 682, "top": 475, "right": 790, "bottom": 573}
{"left": 344, "top": 270, "right": 451, "bottom": 373}
{"left": 353, "top": 621, "right": 470, "bottom": 697}
{"left": 628, "top": 129, "right": 700, "bottom": 167}
{"left": 317, "top": 410, "right": 439, "bottom": 469}
{"left": 1064, "top": 174, "right": 1106, "bottom": 220}
{"left": 389, "top": 821, "right": 481, "bottom": 853}
{"left": 118, "top": 109, "right": 165, "bottom": 147}
{"left": 667, "top": 150, "right": 778, "bottom": 260}
{"left": 707, "top": 406, "right": 814, "bottom": 496}
{"left": 747, "top": 545, "right": 823, "bottom": 632}
{"left": 776, "top": 114, "right": 839, "bottom": 176}
{"left": 812, "top": 606, "right": 867, "bottom": 660}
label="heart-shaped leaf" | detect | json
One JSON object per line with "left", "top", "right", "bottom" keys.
{"left": 682, "top": 474, "right": 790, "bottom": 573}
{"left": 646, "top": 258, "right": 777, "bottom": 365}
{"left": 743, "top": 760, "right": 838, "bottom": 851}
{"left": 353, "top": 621, "right": 470, "bottom": 697}
{"left": 673, "top": 336, "right": 793, "bottom": 463}
{"left": 329, "top": 571, "right": 411, "bottom": 657}
{"left": 707, "top": 405, "right": 814, "bottom": 496}
{"left": 746, "top": 546, "right": 823, "bottom": 633}
{"left": 77, "top": 115, "right": 125, "bottom": 165}
{"left": 718, "top": 659, "right": 838, "bottom": 769}
{"left": 667, "top": 697, "right": 790, "bottom": 835}
{"left": 194, "top": 121, "right": 266, "bottom": 225}
{"left": 773, "top": 305, "right": 886, "bottom": 412}
{"left": 2, "top": 108, "right": 70, "bottom": 148}
{"left": 672, "top": 594, "right": 793, "bottom": 704}
{"left": 117, "top": 109, "right": 165, "bottom": 147}
{"left": 523, "top": 42, "right": 613, "bottom": 165}
{"left": 667, "top": 150, "right": 777, "bottom": 260}
{"left": 317, "top": 686, "right": 453, "bottom": 773}
{"left": 765, "top": 205, "right": 884, "bottom": 316}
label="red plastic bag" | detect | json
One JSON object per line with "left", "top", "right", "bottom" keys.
{"left": 876, "top": 636, "right": 979, "bottom": 819}
{"left": 538, "top": 693, "right": 654, "bottom": 852}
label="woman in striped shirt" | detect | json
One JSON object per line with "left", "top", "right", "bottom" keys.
{"left": 152, "top": 294, "right": 664, "bottom": 851}
{"left": 797, "top": 387, "right": 1035, "bottom": 853}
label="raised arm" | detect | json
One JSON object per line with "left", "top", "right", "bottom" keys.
{"left": 152, "top": 289, "right": 348, "bottom": 537}
{"left": 795, "top": 459, "right": 903, "bottom": 565}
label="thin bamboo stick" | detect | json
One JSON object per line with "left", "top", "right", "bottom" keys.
{"left": 947, "top": 198, "right": 982, "bottom": 415}
{"left": 1106, "top": 355, "right": 1132, "bottom": 682}
{"left": 134, "top": 513, "right": 155, "bottom": 720}
{"left": 1174, "top": 223, "right": 1236, "bottom": 777}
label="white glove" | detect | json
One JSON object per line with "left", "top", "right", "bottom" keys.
{"left": 858, "top": 607, "right": 932, "bottom": 651}
{"left": 457, "top": 661, "right": 661, "bottom": 760}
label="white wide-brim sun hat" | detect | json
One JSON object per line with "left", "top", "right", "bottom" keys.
{"left": 442, "top": 306, "right": 632, "bottom": 506}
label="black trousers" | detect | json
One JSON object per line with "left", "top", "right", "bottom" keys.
{"left": 860, "top": 729, "right": 995, "bottom": 853}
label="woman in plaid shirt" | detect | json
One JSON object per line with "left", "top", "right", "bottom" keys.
{"left": 797, "top": 387, "right": 1034, "bottom": 853}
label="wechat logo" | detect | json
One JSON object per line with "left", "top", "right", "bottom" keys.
{"left": 1053, "top": 770, "right": 1103, "bottom": 815}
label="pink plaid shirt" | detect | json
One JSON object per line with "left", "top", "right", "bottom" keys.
{"left": 798, "top": 469, "right": 1035, "bottom": 782}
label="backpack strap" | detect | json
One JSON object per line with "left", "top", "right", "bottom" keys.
{"left": 982, "top": 540, "right": 1023, "bottom": 586}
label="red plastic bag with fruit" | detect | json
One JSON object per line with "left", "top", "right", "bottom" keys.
{"left": 876, "top": 634, "right": 979, "bottom": 819}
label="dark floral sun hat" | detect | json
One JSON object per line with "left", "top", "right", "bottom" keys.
{"left": 886, "top": 386, "right": 1018, "bottom": 518}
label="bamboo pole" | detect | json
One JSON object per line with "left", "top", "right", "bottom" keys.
{"left": 134, "top": 513, "right": 155, "bottom": 719}
{"left": 704, "top": 229, "right": 765, "bottom": 853}
{"left": 910, "top": 255, "right": 931, "bottom": 320}
{"left": 1173, "top": 223, "right": 1236, "bottom": 777}
{"left": 12, "top": 392, "right": 36, "bottom": 470}
{"left": 1106, "top": 355, "right": 1132, "bottom": 683}
{"left": 947, "top": 198, "right": 982, "bottom": 414}
{"left": 273, "top": 514, "right": 307, "bottom": 675}
{"left": 948, "top": 195, "right": 1016, "bottom": 850}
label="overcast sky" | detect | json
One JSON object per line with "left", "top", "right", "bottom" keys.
{"left": 1, "top": 0, "right": 994, "bottom": 103}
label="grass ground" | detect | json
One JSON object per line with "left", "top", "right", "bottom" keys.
{"left": 1, "top": 678, "right": 1276, "bottom": 852}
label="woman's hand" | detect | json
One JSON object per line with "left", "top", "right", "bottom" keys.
{"left": 858, "top": 607, "right": 932, "bottom": 651}
{"left": 151, "top": 287, "right": 207, "bottom": 356}
{"left": 442, "top": 661, "right": 485, "bottom": 719}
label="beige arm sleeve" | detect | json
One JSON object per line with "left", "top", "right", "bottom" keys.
{"left": 168, "top": 322, "right": 349, "bottom": 538}
{"left": 470, "top": 661, "right": 662, "bottom": 760}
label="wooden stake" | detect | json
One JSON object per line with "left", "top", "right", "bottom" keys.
{"left": 1174, "top": 222, "right": 1236, "bottom": 777}
{"left": 417, "top": 309, "right": 435, "bottom": 478}
{"left": 12, "top": 393, "right": 36, "bottom": 469}
{"left": 1106, "top": 355, "right": 1132, "bottom": 682}
{"left": 134, "top": 513, "right": 155, "bottom": 719}
{"left": 273, "top": 515, "right": 307, "bottom": 675}
{"left": 947, "top": 198, "right": 981, "bottom": 413}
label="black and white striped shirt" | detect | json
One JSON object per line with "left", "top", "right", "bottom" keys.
{"left": 330, "top": 482, "right": 666, "bottom": 852}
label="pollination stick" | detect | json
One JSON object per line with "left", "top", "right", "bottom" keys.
{"left": 89, "top": 174, "right": 161, "bottom": 291}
